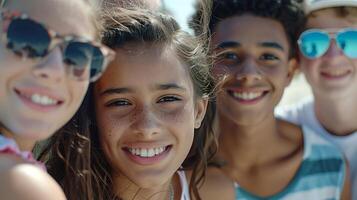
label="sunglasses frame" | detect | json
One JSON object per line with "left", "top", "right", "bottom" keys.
{"left": 0, "top": 9, "right": 115, "bottom": 82}
{"left": 298, "top": 28, "right": 357, "bottom": 59}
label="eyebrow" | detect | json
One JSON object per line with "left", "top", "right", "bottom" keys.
{"left": 258, "top": 42, "right": 285, "bottom": 51}
{"left": 99, "top": 83, "right": 186, "bottom": 97}
{"left": 216, "top": 41, "right": 284, "bottom": 51}
{"left": 155, "top": 83, "right": 186, "bottom": 91}
{"left": 100, "top": 87, "right": 133, "bottom": 96}
{"left": 216, "top": 41, "right": 241, "bottom": 49}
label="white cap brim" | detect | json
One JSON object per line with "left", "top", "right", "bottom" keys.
{"left": 304, "top": 0, "right": 357, "bottom": 14}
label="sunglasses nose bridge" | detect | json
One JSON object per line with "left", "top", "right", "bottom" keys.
{"left": 32, "top": 47, "right": 66, "bottom": 82}
{"left": 324, "top": 39, "right": 345, "bottom": 58}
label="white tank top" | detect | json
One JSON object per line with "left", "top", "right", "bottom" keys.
{"left": 177, "top": 170, "right": 190, "bottom": 200}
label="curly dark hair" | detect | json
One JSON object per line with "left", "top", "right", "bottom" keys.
{"left": 192, "top": 0, "right": 305, "bottom": 57}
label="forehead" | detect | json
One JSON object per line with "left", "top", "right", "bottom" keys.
{"left": 96, "top": 44, "right": 193, "bottom": 90}
{"left": 307, "top": 9, "right": 357, "bottom": 29}
{"left": 212, "top": 15, "right": 289, "bottom": 49}
{"left": 7, "top": 0, "right": 96, "bottom": 40}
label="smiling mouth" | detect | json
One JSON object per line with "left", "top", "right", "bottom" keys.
{"left": 15, "top": 89, "right": 63, "bottom": 106}
{"left": 227, "top": 90, "right": 268, "bottom": 102}
{"left": 320, "top": 69, "right": 351, "bottom": 79}
{"left": 124, "top": 145, "right": 172, "bottom": 158}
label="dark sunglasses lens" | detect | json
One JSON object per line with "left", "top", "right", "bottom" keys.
{"left": 7, "top": 18, "right": 50, "bottom": 58}
{"left": 336, "top": 30, "right": 357, "bottom": 58}
{"left": 299, "top": 31, "right": 330, "bottom": 59}
{"left": 90, "top": 47, "right": 104, "bottom": 80}
{"left": 63, "top": 41, "right": 104, "bottom": 81}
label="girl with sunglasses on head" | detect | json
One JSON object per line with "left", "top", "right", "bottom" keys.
{"left": 39, "top": 7, "right": 216, "bottom": 200}
{"left": 0, "top": 0, "right": 114, "bottom": 199}
{"left": 276, "top": 0, "right": 357, "bottom": 199}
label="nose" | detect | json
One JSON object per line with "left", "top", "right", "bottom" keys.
{"left": 32, "top": 47, "right": 66, "bottom": 83}
{"left": 235, "top": 58, "right": 262, "bottom": 82}
{"left": 131, "top": 106, "right": 161, "bottom": 138}
{"left": 324, "top": 39, "right": 344, "bottom": 58}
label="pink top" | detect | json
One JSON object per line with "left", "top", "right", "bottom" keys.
{"left": 0, "top": 135, "right": 46, "bottom": 170}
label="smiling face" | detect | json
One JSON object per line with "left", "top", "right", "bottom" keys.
{"left": 0, "top": 0, "right": 97, "bottom": 149}
{"left": 94, "top": 43, "right": 207, "bottom": 188}
{"left": 211, "top": 14, "right": 295, "bottom": 125}
{"left": 300, "top": 9, "right": 357, "bottom": 100}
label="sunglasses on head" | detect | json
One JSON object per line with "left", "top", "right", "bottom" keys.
{"left": 1, "top": 10, "right": 115, "bottom": 82}
{"left": 298, "top": 28, "right": 357, "bottom": 59}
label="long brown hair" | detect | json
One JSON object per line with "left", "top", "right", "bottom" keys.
{"left": 38, "top": 7, "right": 217, "bottom": 200}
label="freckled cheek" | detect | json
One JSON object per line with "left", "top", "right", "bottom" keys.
{"left": 96, "top": 111, "right": 128, "bottom": 143}
{"left": 157, "top": 104, "right": 196, "bottom": 127}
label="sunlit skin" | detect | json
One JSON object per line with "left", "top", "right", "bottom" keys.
{"left": 199, "top": 14, "right": 308, "bottom": 199}
{"left": 0, "top": 1, "right": 97, "bottom": 199}
{"left": 0, "top": 0, "right": 95, "bottom": 151}
{"left": 198, "top": 14, "right": 351, "bottom": 199}
{"left": 300, "top": 9, "right": 357, "bottom": 135}
{"left": 212, "top": 15, "right": 295, "bottom": 127}
{"left": 94, "top": 43, "right": 207, "bottom": 200}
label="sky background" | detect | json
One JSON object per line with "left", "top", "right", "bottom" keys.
{"left": 163, "top": 0, "right": 196, "bottom": 32}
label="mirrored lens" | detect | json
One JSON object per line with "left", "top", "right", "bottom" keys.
{"left": 337, "top": 30, "right": 357, "bottom": 58}
{"left": 7, "top": 18, "right": 50, "bottom": 58}
{"left": 63, "top": 41, "right": 104, "bottom": 81}
{"left": 299, "top": 31, "right": 330, "bottom": 59}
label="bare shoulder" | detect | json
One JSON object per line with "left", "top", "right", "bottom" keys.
{"left": 187, "top": 167, "right": 235, "bottom": 200}
{"left": 277, "top": 119, "right": 303, "bottom": 144}
{"left": 0, "top": 155, "right": 66, "bottom": 200}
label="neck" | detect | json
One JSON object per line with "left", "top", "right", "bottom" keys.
{"left": 217, "top": 112, "right": 281, "bottom": 168}
{"left": 0, "top": 126, "right": 35, "bottom": 151}
{"left": 112, "top": 172, "right": 179, "bottom": 200}
{"left": 314, "top": 95, "right": 357, "bottom": 136}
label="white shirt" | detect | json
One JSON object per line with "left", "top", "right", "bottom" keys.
{"left": 177, "top": 170, "right": 190, "bottom": 200}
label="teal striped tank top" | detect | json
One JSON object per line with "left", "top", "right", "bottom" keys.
{"left": 235, "top": 126, "right": 346, "bottom": 200}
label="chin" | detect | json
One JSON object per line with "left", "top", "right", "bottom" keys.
{"left": 133, "top": 177, "right": 167, "bottom": 189}
{"left": 11, "top": 124, "right": 55, "bottom": 142}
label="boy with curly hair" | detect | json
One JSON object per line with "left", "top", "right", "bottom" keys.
{"left": 192, "top": 0, "right": 351, "bottom": 199}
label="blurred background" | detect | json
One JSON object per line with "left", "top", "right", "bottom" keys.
{"left": 104, "top": 0, "right": 313, "bottom": 106}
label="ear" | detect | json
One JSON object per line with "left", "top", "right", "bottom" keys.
{"left": 285, "top": 58, "right": 298, "bottom": 87}
{"left": 194, "top": 97, "right": 209, "bottom": 129}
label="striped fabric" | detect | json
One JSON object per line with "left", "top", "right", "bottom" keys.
{"left": 235, "top": 126, "right": 346, "bottom": 200}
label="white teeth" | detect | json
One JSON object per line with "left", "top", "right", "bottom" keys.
{"left": 128, "top": 146, "right": 167, "bottom": 158}
{"left": 148, "top": 149, "right": 155, "bottom": 157}
{"left": 324, "top": 70, "right": 348, "bottom": 76}
{"left": 135, "top": 148, "right": 140, "bottom": 155}
{"left": 232, "top": 92, "right": 264, "bottom": 100}
{"left": 30, "top": 93, "right": 57, "bottom": 105}
{"left": 141, "top": 149, "right": 148, "bottom": 157}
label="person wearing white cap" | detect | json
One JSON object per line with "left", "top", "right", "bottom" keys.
{"left": 276, "top": 0, "right": 357, "bottom": 198}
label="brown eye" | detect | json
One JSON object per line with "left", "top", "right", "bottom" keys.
{"left": 259, "top": 53, "right": 279, "bottom": 61}
{"left": 106, "top": 99, "right": 132, "bottom": 107}
{"left": 219, "top": 52, "right": 239, "bottom": 61}
{"left": 157, "top": 96, "right": 181, "bottom": 103}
